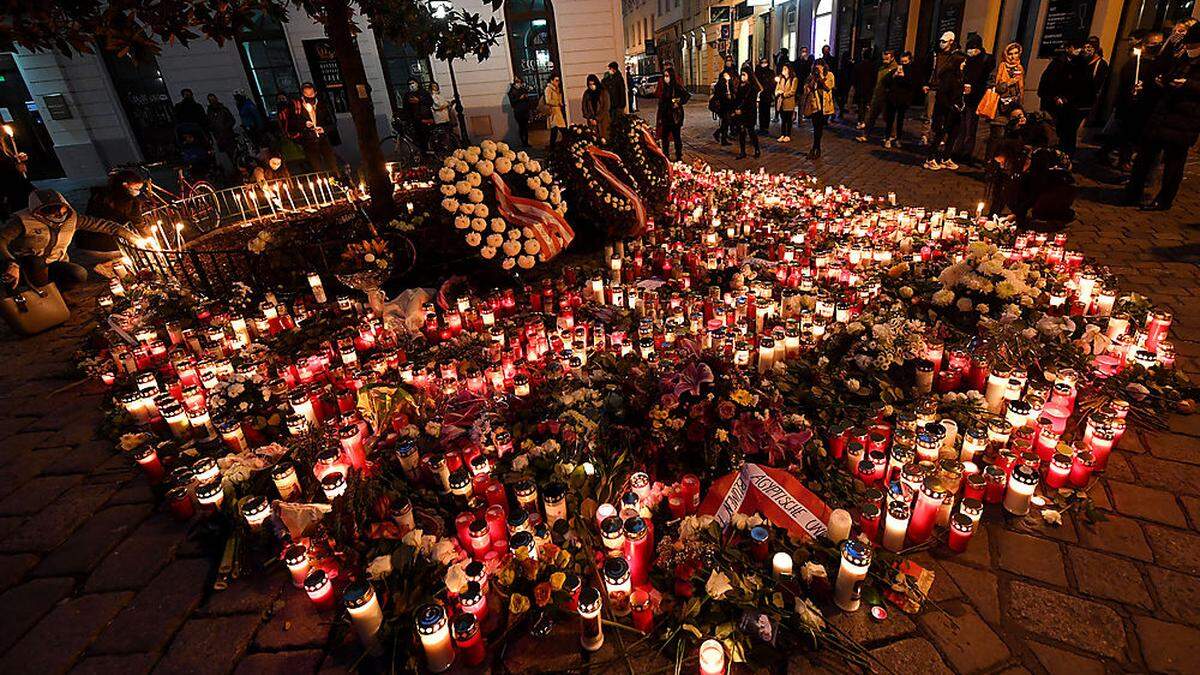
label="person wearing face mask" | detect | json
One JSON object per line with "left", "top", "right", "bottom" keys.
{"left": 801, "top": 61, "right": 836, "bottom": 159}
{"left": 1079, "top": 37, "right": 1109, "bottom": 123}
{"left": 882, "top": 52, "right": 917, "bottom": 148}
{"left": 1099, "top": 32, "right": 1163, "bottom": 170}
{"left": 656, "top": 67, "right": 690, "bottom": 160}
{"left": 1124, "top": 22, "right": 1200, "bottom": 211}
{"left": 252, "top": 150, "right": 292, "bottom": 184}
{"left": 755, "top": 58, "right": 776, "bottom": 134}
{"left": 602, "top": 62, "right": 627, "bottom": 119}
{"left": 286, "top": 83, "right": 338, "bottom": 173}
{"left": 923, "top": 32, "right": 966, "bottom": 171}
{"left": 544, "top": 74, "right": 567, "bottom": 147}
{"left": 82, "top": 170, "right": 148, "bottom": 253}
{"left": 856, "top": 50, "right": 897, "bottom": 143}
{"left": 582, "top": 74, "right": 612, "bottom": 141}
{"left": 921, "top": 32, "right": 960, "bottom": 145}
{"left": 976, "top": 42, "right": 1025, "bottom": 163}
{"left": 733, "top": 66, "right": 761, "bottom": 159}
{"left": 711, "top": 69, "right": 737, "bottom": 146}
{"left": 792, "top": 47, "right": 813, "bottom": 95}
{"left": 952, "top": 33, "right": 994, "bottom": 164}
{"left": 775, "top": 64, "right": 798, "bottom": 143}
{"left": 1037, "top": 40, "right": 1088, "bottom": 156}
{"left": 2, "top": 190, "right": 135, "bottom": 292}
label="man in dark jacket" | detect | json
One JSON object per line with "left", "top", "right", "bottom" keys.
{"left": 857, "top": 50, "right": 898, "bottom": 142}
{"left": 287, "top": 83, "right": 339, "bottom": 173}
{"left": 602, "top": 62, "right": 627, "bottom": 118}
{"left": 1100, "top": 32, "right": 1164, "bottom": 168}
{"left": 83, "top": 170, "right": 147, "bottom": 252}
{"left": 953, "top": 33, "right": 994, "bottom": 162}
{"left": 921, "top": 31, "right": 960, "bottom": 145}
{"left": 1124, "top": 23, "right": 1200, "bottom": 210}
{"left": 755, "top": 58, "right": 776, "bottom": 133}
{"left": 173, "top": 89, "right": 207, "bottom": 132}
{"left": 792, "top": 47, "right": 813, "bottom": 92}
{"left": 882, "top": 51, "right": 917, "bottom": 147}
{"left": 851, "top": 47, "right": 878, "bottom": 124}
{"left": 1038, "top": 40, "right": 1088, "bottom": 156}
{"left": 924, "top": 34, "right": 966, "bottom": 170}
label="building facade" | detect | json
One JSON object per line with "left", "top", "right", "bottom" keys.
{"left": 624, "top": 0, "right": 661, "bottom": 74}
{"left": 5, "top": 0, "right": 623, "bottom": 183}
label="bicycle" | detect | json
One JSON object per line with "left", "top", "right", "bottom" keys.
{"left": 111, "top": 161, "right": 218, "bottom": 226}
{"left": 379, "top": 116, "right": 425, "bottom": 173}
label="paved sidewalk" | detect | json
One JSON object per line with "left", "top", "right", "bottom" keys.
{"left": 0, "top": 107, "right": 1197, "bottom": 673}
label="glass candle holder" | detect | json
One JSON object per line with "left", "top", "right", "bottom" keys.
{"left": 321, "top": 471, "right": 347, "bottom": 501}
{"left": 699, "top": 638, "right": 727, "bottom": 675}
{"left": 344, "top": 581, "right": 383, "bottom": 652}
{"left": 459, "top": 580, "right": 488, "bottom": 623}
{"left": 860, "top": 503, "right": 882, "bottom": 541}
{"left": 452, "top": 612, "right": 486, "bottom": 666}
{"left": 1069, "top": 450, "right": 1095, "bottom": 488}
{"left": 415, "top": 603, "right": 455, "bottom": 672}
{"left": 132, "top": 445, "right": 165, "bottom": 483}
{"left": 623, "top": 516, "right": 652, "bottom": 586}
{"left": 630, "top": 588, "right": 653, "bottom": 632}
{"left": 1004, "top": 464, "right": 1039, "bottom": 516}
{"left": 195, "top": 480, "right": 224, "bottom": 511}
{"left": 578, "top": 587, "right": 604, "bottom": 651}
{"left": 543, "top": 481, "right": 567, "bottom": 525}
{"left": 600, "top": 515, "right": 626, "bottom": 551}
{"left": 1045, "top": 451, "right": 1073, "bottom": 489}
{"left": 603, "top": 557, "right": 632, "bottom": 617}
{"left": 834, "top": 539, "right": 873, "bottom": 611}
{"left": 241, "top": 495, "right": 271, "bottom": 530}
{"left": 772, "top": 551, "right": 794, "bottom": 579}
{"left": 907, "top": 477, "right": 947, "bottom": 545}
{"left": 948, "top": 513, "right": 975, "bottom": 552}
{"left": 304, "top": 569, "right": 335, "bottom": 611}
{"left": 883, "top": 500, "right": 911, "bottom": 552}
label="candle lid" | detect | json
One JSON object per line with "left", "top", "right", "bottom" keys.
{"left": 132, "top": 445, "right": 157, "bottom": 462}
{"left": 448, "top": 468, "right": 471, "bottom": 491}
{"left": 1012, "top": 463, "right": 1040, "bottom": 485}
{"left": 1074, "top": 450, "right": 1095, "bottom": 466}
{"left": 316, "top": 447, "right": 341, "bottom": 465}
{"left": 510, "top": 530, "right": 534, "bottom": 552}
{"left": 166, "top": 484, "right": 190, "bottom": 502}
{"left": 395, "top": 440, "right": 417, "bottom": 457}
{"left": 1051, "top": 451, "right": 1072, "bottom": 467}
{"left": 623, "top": 516, "right": 648, "bottom": 540}
{"left": 451, "top": 612, "right": 479, "bottom": 641}
{"left": 602, "top": 556, "right": 630, "bottom": 582}
{"left": 860, "top": 503, "right": 882, "bottom": 520}
{"left": 886, "top": 500, "right": 911, "bottom": 519}
{"left": 841, "top": 538, "right": 872, "bottom": 567}
{"left": 460, "top": 580, "right": 483, "bottom": 605}
{"left": 303, "top": 568, "right": 329, "bottom": 593}
{"left": 271, "top": 461, "right": 296, "bottom": 479}
{"left": 543, "top": 481, "right": 567, "bottom": 502}
{"left": 629, "top": 472, "right": 650, "bottom": 490}
{"left": 284, "top": 543, "right": 308, "bottom": 565}
{"left": 507, "top": 509, "right": 529, "bottom": 529}
{"left": 321, "top": 471, "right": 346, "bottom": 489}
{"left": 578, "top": 587, "right": 602, "bottom": 614}
{"left": 415, "top": 603, "right": 448, "bottom": 633}
{"left": 514, "top": 478, "right": 536, "bottom": 497}
{"left": 863, "top": 487, "right": 885, "bottom": 505}
{"left": 195, "top": 480, "right": 222, "bottom": 500}
{"left": 959, "top": 497, "right": 983, "bottom": 514}
{"left": 749, "top": 525, "right": 770, "bottom": 544}
{"left": 241, "top": 495, "right": 269, "bottom": 517}
{"left": 950, "top": 512, "right": 974, "bottom": 533}
{"left": 343, "top": 580, "right": 375, "bottom": 609}
{"left": 599, "top": 515, "right": 623, "bottom": 538}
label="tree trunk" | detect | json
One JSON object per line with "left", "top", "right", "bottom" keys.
{"left": 323, "top": 0, "right": 395, "bottom": 222}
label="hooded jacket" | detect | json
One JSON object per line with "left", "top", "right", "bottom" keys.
{"left": 1, "top": 190, "right": 131, "bottom": 264}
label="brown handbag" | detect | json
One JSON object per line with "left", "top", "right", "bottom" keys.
{"left": 0, "top": 281, "right": 70, "bottom": 335}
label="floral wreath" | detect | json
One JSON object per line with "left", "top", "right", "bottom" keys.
{"left": 611, "top": 114, "right": 673, "bottom": 216}
{"left": 549, "top": 125, "right": 648, "bottom": 239}
{"left": 438, "top": 140, "right": 572, "bottom": 272}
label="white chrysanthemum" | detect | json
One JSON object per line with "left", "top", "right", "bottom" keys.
{"left": 501, "top": 257, "right": 516, "bottom": 270}
{"left": 539, "top": 170, "right": 552, "bottom": 184}
{"left": 522, "top": 227, "right": 535, "bottom": 239}
{"left": 467, "top": 188, "right": 484, "bottom": 203}
{"left": 527, "top": 160, "right": 541, "bottom": 173}
{"left": 932, "top": 289, "right": 955, "bottom": 306}
{"left": 494, "top": 157, "right": 512, "bottom": 173}
{"left": 453, "top": 149, "right": 466, "bottom": 160}
{"left": 524, "top": 239, "right": 541, "bottom": 255}
{"left": 477, "top": 160, "right": 494, "bottom": 177}
{"left": 535, "top": 187, "right": 549, "bottom": 200}
{"left": 480, "top": 246, "right": 496, "bottom": 259}
{"left": 438, "top": 167, "right": 456, "bottom": 181}
{"left": 518, "top": 254, "right": 535, "bottom": 269}
{"left": 502, "top": 240, "right": 522, "bottom": 256}
{"left": 507, "top": 229, "right": 521, "bottom": 239}
{"left": 482, "top": 148, "right": 496, "bottom": 161}
{"left": 466, "top": 172, "right": 482, "bottom": 187}
{"left": 471, "top": 217, "right": 488, "bottom": 231}
{"left": 495, "top": 141, "right": 509, "bottom": 152}
{"left": 443, "top": 157, "right": 458, "bottom": 169}
{"left": 486, "top": 234, "right": 503, "bottom": 248}
{"left": 454, "top": 160, "right": 470, "bottom": 173}
{"left": 512, "top": 162, "right": 526, "bottom": 174}
{"left": 439, "top": 184, "right": 456, "bottom": 197}
{"left": 527, "top": 176, "right": 542, "bottom": 190}
{"left": 490, "top": 217, "right": 506, "bottom": 232}
{"left": 516, "top": 151, "right": 529, "bottom": 163}
{"left": 474, "top": 203, "right": 489, "bottom": 218}
{"left": 458, "top": 202, "right": 474, "bottom": 214}
{"left": 481, "top": 140, "right": 497, "bottom": 151}
{"left": 454, "top": 215, "right": 470, "bottom": 229}
{"left": 465, "top": 232, "right": 481, "bottom": 247}
{"left": 455, "top": 180, "right": 471, "bottom": 195}
{"left": 442, "top": 198, "right": 459, "bottom": 213}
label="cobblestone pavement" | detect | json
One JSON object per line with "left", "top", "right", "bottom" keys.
{"left": 1, "top": 106, "right": 1199, "bottom": 674}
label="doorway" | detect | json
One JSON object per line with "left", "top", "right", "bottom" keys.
{"left": 101, "top": 50, "right": 177, "bottom": 163}
{"left": 0, "top": 54, "right": 64, "bottom": 180}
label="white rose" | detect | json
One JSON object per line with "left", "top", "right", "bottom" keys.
{"left": 517, "top": 151, "right": 529, "bottom": 163}
{"left": 518, "top": 254, "right": 535, "bottom": 269}
{"left": 467, "top": 189, "right": 484, "bottom": 203}
{"left": 438, "top": 167, "right": 456, "bottom": 182}
{"left": 508, "top": 229, "right": 521, "bottom": 239}
{"left": 527, "top": 177, "right": 542, "bottom": 190}
{"left": 458, "top": 202, "right": 474, "bottom": 214}
{"left": 539, "top": 171, "right": 552, "bottom": 184}
{"left": 490, "top": 218, "right": 506, "bottom": 232}
{"left": 439, "top": 184, "right": 456, "bottom": 197}
{"left": 480, "top": 246, "right": 497, "bottom": 259}
{"left": 443, "top": 157, "right": 458, "bottom": 168}
{"left": 527, "top": 160, "right": 540, "bottom": 173}
{"left": 524, "top": 239, "right": 541, "bottom": 255}
{"left": 452, "top": 149, "right": 466, "bottom": 160}
{"left": 495, "top": 157, "right": 512, "bottom": 173}
{"left": 471, "top": 218, "right": 488, "bottom": 231}
{"left": 454, "top": 160, "right": 469, "bottom": 173}
{"left": 473, "top": 203, "right": 489, "bottom": 218}
{"left": 465, "top": 232, "right": 481, "bottom": 246}
{"left": 477, "top": 160, "right": 494, "bottom": 177}
{"left": 454, "top": 215, "right": 470, "bottom": 230}
{"left": 481, "top": 140, "right": 497, "bottom": 151}
{"left": 495, "top": 142, "right": 509, "bottom": 152}
{"left": 482, "top": 148, "right": 496, "bottom": 161}
{"left": 467, "top": 172, "right": 482, "bottom": 187}
{"left": 535, "top": 187, "right": 549, "bottom": 200}
{"left": 455, "top": 181, "right": 471, "bottom": 195}
{"left": 486, "top": 234, "right": 503, "bottom": 248}
{"left": 501, "top": 257, "right": 516, "bottom": 270}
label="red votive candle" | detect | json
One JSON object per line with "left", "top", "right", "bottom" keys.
{"left": 623, "top": 516, "right": 653, "bottom": 586}
{"left": 680, "top": 474, "right": 701, "bottom": 513}
{"left": 630, "top": 589, "right": 653, "bottom": 632}
{"left": 1069, "top": 450, "right": 1095, "bottom": 487}
{"left": 963, "top": 473, "right": 986, "bottom": 501}
{"left": 132, "top": 445, "right": 164, "bottom": 483}
{"left": 166, "top": 485, "right": 193, "bottom": 521}
{"left": 860, "top": 503, "right": 882, "bottom": 541}
{"left": 304, "top": 569, "right": 336, "bottom": 611}
{"left": 908, "top": 477, "right": 947, "bottom": 544}
{"left": 947, "top": 513, "right": 975, "bottom": 552}
{"left": 1045, "top": 452, "right": 1072, "bottom": 489}
{"left": 983, "top": 465, "right": 1007, "bottom": 504}
{"left": 452, "top": 612, "right": 486, "bottom": 666}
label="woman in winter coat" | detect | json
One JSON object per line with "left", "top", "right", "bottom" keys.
{"left": 775, "top": 64, "right": 798, "bottom": 142}
{"left": 656, "top": 67, "right": 691, "bottom": 160}
{"left": 544, "top": 74, "right": 567, "bottom": 147}
{"left": 712, "top": 69, "right": 737, "bottom": 145}
{"left": 581, "top": 74, "right": 612, "bottom": 141}
{"left": 882, "top": 52, "right": 918, "bottom": 147}
{"left": 801, "top": 62, "right": 836, "bottom": 158}
{"left": 976, "top": 42, "right": 1026, "bottom": 162}
{"left": 733, "top": 66, "right": 761, "bottom": 159}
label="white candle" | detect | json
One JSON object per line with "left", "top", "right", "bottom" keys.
{"left": 826, "top": 509, "right": 852, "bottom": 543}
{"left": 882, "top": 500, "right": 910, "bottom": 552}
{"left": 834, "top": 539, "right": 872, "bottom": 611}
{"left": 578, "top": 587, "right": 604, "bottom": 651}
{"left": 308, "top": 273, "right": 327, "bottom": 303}
{"left": 344, "top": 581, "right": 384, "bottom": 653}
{"left": 416, "top": 604, "right": 455, "bottom": 672}
{"left": 1004, "top": 464, "right": 1039, "bottom": 515}
{"left": 772, "top": 551, "right": 793, "bottom": 579}
{"left": 699, "top": 639, "right": 726, "bottom": 675}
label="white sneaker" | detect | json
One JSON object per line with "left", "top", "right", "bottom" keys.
{"left": 920, "top": 134, "right": 929, "bottom": 146}
{"left": 855, "top": 122, "right": 865, "bottom": 130}
{"left": 883, "top": 138, "right": 893, "bottom": 148}
{"left": 942, "top": 159, "right": 959, "bottom": 170}
{"left": 923, "top": 159, "right": 942, "bottom": 171}
{"left": 777, "top": 135, "right": 786, "bottom": 142}
{"left": 783, "top": 136, "right": 791, "bottom": 142}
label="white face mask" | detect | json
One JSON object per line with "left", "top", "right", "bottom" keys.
{"left": 967, "top": 48, "right": 980, "bottom": 56}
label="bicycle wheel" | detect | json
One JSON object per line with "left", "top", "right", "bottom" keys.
{"left": 427, "top": 127, "right": 459, "bottom": 160}
{"left": 385, "top": 135, "right": 423, "bottom": 172}
{"left": 183, "top": 182, "right": 219, "bottom": 227}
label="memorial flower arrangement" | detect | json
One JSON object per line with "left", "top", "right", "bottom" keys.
{"left": 610, "top": 114, "right": 673, "bottom": 216}
{"left": 82, "top": 160, "right": 1194, "bottom": 672}
{"left": 549, "top": 125, "right": 649, "bottom": 239}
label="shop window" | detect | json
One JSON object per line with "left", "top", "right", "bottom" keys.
{"left": 237, "top": 13, "right": 300, "bottom": 119}
{"left": 377, "top": 37, "right": 435, "bottom": 115}
{"left": 506, "top": 0, "right": 562, "bottom": 93}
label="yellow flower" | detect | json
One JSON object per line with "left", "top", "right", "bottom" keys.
{"left": 550, "top": 572, "right": 567, "bottom": 591}
{"left": 730, "top": 389, "right": 754, "bottom": 406}
{"left": 496, "top": 566, "right": 516, "bottom": 587}
{"left": 509, "top": 593, "right": 531, "bottom": 615}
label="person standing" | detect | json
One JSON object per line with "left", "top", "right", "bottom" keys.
{"left": 656, "top": 67, "right": 690, "bottom": 160}
{"left": 1038, "top": 40, "right": 1087, "bottom": 156}
{"left": 976, "top": 42, "right": 1026, "bottom": 163}
{"left": 775, "top": 64, "right": 798, "bottom": 142}
{"left": 712, "top": 69, "right": 737, "bottom": 146}
{"left": 544, "top": 74, "right": 567, "bottom": 148}
{"left": 920, "top": 32, "right": 959, "bottom": 145}
{"left": 234, "top": 91, "right": 264, "bottom": 149}
{"left": 733, "top": 66, "right": 761, "bottom": 159}
{"left": 953, "top": 33, "right": 994, "bottom": 163}
{"left": 1124, "top": 23, "right": 1200, "bottom": 210}
{"left": 401, "top": 79, "right": 434, "bottom": 153}
{"left": 793, "top": 47, "right": 814, "bottom": 93}
{"left": 755, "top": 58, "right": 776, "bottom": 134}
{"left": 775, "top": 48, "right": 791, "bottom": 74}
{"left": 602, "top": 62, "right": 627, "bottom": 121}
{"left": 882, "top": 52, "right": 917, "bottom": 148}
{"left": 287, "top": 83, "right": 338, "bottom": 173}
{"left": 581, "top": 74, "right": 612, "bottom": 141}
{"left": 206, "top": 93, "right": 238, "bottom": 159}
{"left": 507, "top": 76, "right": 534, "bottom": 148}
{"left": 802, "top": 61, "right": 836, "bottom": 158}
{"left": 173, "top": 89, "right": 208, "bottom": 132}
{"left": 852, "top": 47, "right": 878, "bottom": 125}
{"left": 1080, "top": 37, "right": 1110, "bottom": 127}
{"left": 923, "top": 38, "right": 966, "bottom": 171}
{"left": 856, "top": 50, "right": 898, "bottom": 142}
{"left": 626, "top": 66, "right": 639, "bottom": 113}
{"left": 1100, "top": 33, "right": 1162, "bottom": 169}
{"left": 430, "top": 82, "right": 452, "bottom": 128}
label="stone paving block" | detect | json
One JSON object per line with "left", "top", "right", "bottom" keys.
{"left": 1067, "top": 547, "right": 1153, "bottom": 608}
{"left": 0, "top": 483, "right": 118, "bottom": 553}
{"left": 0, "top": 474, "right": 83, "bottom": 515}
{"left": 1027, "top": 641, "right": 1107, "bottom": 675}
{"left": 1077, "top": 515, "right": 1154, "bottom": 561}
{"left": 869, "top": 637, "right": 954, "bottom": 675}
{"left": 253, "top": 590, "right": 333, "bottom": 650}
{"left": 0, "top": 576, "right": 76, "bottom": 653}
{"left": 71, "top": 653, "right": 159, "bottom": 675}
{"left": 0, "top": 553, "right": 38, "bottom": 590}
{"left": 1147, "top": 567, "right": 1200, "bottom": 627}
{"left": 918, "top": 601, "right": 1010, "bottom": 673}
{"left": 85, "top": 514, "right": 181, "bottom": 592}
{"left": 954, "top": 520, "right": 990, "bottom": 567}
{"left": 995, "top": 530, "right": 1068, "bottom": 586}
{"left": 151, "top": 615, "right": 266, "bottom": 675}
{"left": 1182, "top": 495, "right": 1200, "bottom": 531}
{"left": 105, "top": 481, "right": 155, "bottom": 506}
{"left": 233, "top": 649, "right": 323, "bottom": 675}
{"left": 828, "top": 605, "right": 916, "bottom": 644}
{"left": 40, "top": 441, "right": 113, "bottom": 477}
{"left": 197, "top": 571, "right": 286, "bottom": 616}
{"left": 0, "top": 591, "right": 132, "bottom": 674}
{"left": 1008, "top": 581, "right": 1127, "bottom": 660}
{"left": 1099, "top": 452, "right": 1136, "bottom": 483}
{"left": 1135, "top": 617, "right": 1200, "bottom": 674}
{"left": 91, "top": 558, "right": 211, "bottom": 654}
{"left": 938, "top": 560, "right": 1001, "bottom": 625}
{"left": 1143, "top": 431, "right": 1200, "bottom": 465}
{"left": 1129, "top": 455, "right": 1200, "bottom": 496}
{"left": 34, "top": 504, "right": 153, "bottom": 577}
{"left": 1108, "top": 481, "right": 1189, "bottom": 527}
{"left": 1144, "top": 523, "right": 1200, "bottom": 576}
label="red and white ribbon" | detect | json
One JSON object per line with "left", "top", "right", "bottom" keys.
{"left": 586, "top": 145, "right": 647, "bottom": 235}
{"left": 491, "top": 173, "right": 574, "bottom": 260}
{"left": 699, "top": 463, "right": 832, "bottom": 541}
{"left": 640, "top": 127, "right": 674, "bottom": 184}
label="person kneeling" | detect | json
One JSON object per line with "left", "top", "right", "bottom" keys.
{"left": 2, "top": 190, "right": 135, "bottom": 293}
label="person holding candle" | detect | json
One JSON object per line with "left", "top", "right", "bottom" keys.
{"left": 801, "top": 61, "right": 836, "bottom": 159}
{"left": 1098, "top": 33, "right": 1161, "bottom": 171}
{"left": 285, "top": 83, "right": 338, "bottom": 173}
